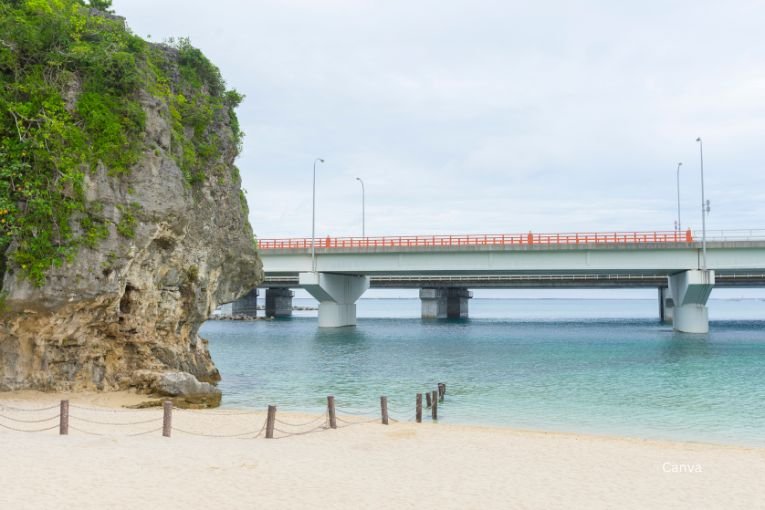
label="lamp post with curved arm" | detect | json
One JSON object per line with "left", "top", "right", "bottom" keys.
{"left": 311, "top": 158, "right": 324, "bottom": 272}
{"left": 355, "top": 177, "right": 365, "bottom": 238}
{"left": 696, "top": 138, "right": 707, "bottom": 269}
{"left": 676, "top": 162, "right": 682, "bottom": 233}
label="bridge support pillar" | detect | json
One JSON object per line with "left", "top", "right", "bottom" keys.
{"left": 232, "top": 289, "right": 259, "bottom": 317}
{"left": 659, "top": 287, "right": 674, "bottom": 324}
{"left": 265, "top": 288, "right": 294, "bottom": 317}
{"left": 299, "top": 272, "right": 369, "bottom": 328}
{"left": 447, "top": 288, "right": 472, "bottom": 319}
{"left": 420, "top": 288, "right": 472, "bottom": 319}
{"left": 668, "top": 270, "right": 715, "bottom": 333}
{"left": 420, "top": 288, "right": 447, "bottom": 319}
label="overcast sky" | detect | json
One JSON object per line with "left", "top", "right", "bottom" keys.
{"left": 110, "top": 1, "right": 765, "bottom": 299}
{"left": 112, "top": 0, "right": 764, "bottom": 242}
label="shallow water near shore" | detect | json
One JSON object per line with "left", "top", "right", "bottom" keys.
{"left": 201, "top": 298, "right": 765, "bottom": 446}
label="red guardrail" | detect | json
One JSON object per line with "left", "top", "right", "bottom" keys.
{"left": 257, "top": 230, "right": 695, "bottom": 250}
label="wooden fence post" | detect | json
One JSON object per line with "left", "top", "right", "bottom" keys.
{"left": 327, "top": 396, "right": 337, "bottom": 429}
{"left": 380, "top": 396, "right": 388, "bottom": 425}
{"left": 265, "top": 405, "right": 276, "bottom": 439}
{"left": 426, "top": 391, "right": 432, "bottom": 408}
{"left": 162, "top": 400, "right": 173, "bottom": 438}
{"left": 416, "top": 393, "right": 422, "bottom": 423}
{"left": 431, "top": 390, "right": 438, "bottom": 420}
{"left": 59, "top": 400, "right": 69, "bottom": 436}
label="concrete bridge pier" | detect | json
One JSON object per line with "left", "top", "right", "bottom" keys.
{"left": 299, "top": 272, "right": 369, "bottom": 328}
{"left": 420, "top": 288, "right": 447, "bottom": 319}
{"left": 232, "top": 289, "right": 259, "bottom": 317}
{"left": 420, "top": 288, "right": 472, "bottom": 319}
{"left": 265, "top": 288, "right": 294, "bottom": 317}
{"left": 447, "top": 288, "right": 472, "bottom": 318}
{"left": 668, "top": 270, "right": 715, "bottom": 333}
{"left": 659, "top": 287, "right": 674, "bottom": 324}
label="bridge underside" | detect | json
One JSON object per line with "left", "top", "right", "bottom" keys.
{"left": 241, "top": 270, "right": 736, "bottom": 333}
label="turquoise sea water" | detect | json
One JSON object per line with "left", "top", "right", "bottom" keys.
{"left": 200, "top": 298, "right": 765, "bottom": 446}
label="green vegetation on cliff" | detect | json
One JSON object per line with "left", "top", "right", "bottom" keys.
{"left": 0, "top": 0, "right": 244, "bottom": 286}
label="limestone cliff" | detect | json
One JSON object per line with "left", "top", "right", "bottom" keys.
{"left": 0, "top": 3, "right": 262, "bottom": 405}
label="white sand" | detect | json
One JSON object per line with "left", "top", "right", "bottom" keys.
{"left": 1, "top": 392, "right": 763, "bottom": 509}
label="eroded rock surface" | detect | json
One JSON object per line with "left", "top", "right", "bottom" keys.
{"left": 0, "top": 47, "right": 261, "bottom": 407}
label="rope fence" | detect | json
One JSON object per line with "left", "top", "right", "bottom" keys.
{"left": 0, "top": 422, "right": 61, "bottom": 433}
{"left": 0, "top": 404, "right": 60, "bottom": 412}
{"left": 0, "top": 382, "right": 449, "bottom": 440}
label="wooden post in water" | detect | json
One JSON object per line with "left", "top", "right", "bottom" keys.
{"left": 327, "top": 396, "right": 337, "bottom": 429}
{"left": 431, "top": 390, "right": 438, "bottom": 420}
{"left": 380, "top": 396, "right": 388, "bottom": 425}
{"left": 162, "top": 400, "right": 173, "bottom": 438}
{"left": 59, "top": 400, "right": 69, "bottom": 436}
{"left": 438, "top": 383, "right": 445, "bottom": 401}
{"left": 416, "top": 393, "right": 422, "bottom": 423}
{"left": 265, "top": 405, "right": 276, "bottom": 439}
{"left": 426, "top": 391, "right": 432, "bottom": 408}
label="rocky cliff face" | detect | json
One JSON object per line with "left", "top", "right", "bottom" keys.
{"left": 0, "top": 7, "right": 261, "bottom": 406}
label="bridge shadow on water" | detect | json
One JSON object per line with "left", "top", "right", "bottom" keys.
{"left": 660, "top": 334, "right": 712, "bottom": 362}
{"left": 311, "top": 326, "right": 372, "bottom": 349}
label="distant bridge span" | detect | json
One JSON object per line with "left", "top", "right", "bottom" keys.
{"left": 249, "top": 230, "right": 765, "bottom": 333}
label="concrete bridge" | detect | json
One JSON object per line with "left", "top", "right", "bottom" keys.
{"left": 247, "top": 230, "right": 765, "bottom": 333}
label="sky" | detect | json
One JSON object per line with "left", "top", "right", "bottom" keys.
{"left": 112, "top": 1, "right": 764, "bottom": 299}
{"left": 112, "top": 0, "right": 764, "bottom": 241}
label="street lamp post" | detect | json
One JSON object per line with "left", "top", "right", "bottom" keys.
{"left": 355, "top": 177, "right": 365, "bottom": 238}
{"left": 696, "top": 138, "right": 707, "bottom": 269}
{"left": 311, "top": 158, "right": 324, "bottom": 272}
{"left": 676, "top": 162, "right": 682, "bottom": 233}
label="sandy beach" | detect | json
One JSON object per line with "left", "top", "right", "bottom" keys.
{"left": 1, "top": 391, "right": 763, "bottom": 509}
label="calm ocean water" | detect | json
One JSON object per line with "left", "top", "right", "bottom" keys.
{"left": 200, "top": 298, "right": 765, "bottom": 446}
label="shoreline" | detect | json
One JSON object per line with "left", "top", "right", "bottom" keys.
{"left": 1, "top": 390, "right": 762, "bottom": 451}
{"left": 2, "top": 392, "right": 764, "bottom": 509}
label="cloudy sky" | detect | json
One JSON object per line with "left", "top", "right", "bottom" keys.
{"left": 112, "top": 0, "right": 764, "bottom": 242}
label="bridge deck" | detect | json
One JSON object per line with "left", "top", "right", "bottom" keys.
{"left": 258, "top": 229, "right": 765, "bottom": 252}
{"left": 257, "top": 230, "right": 765, "bottom": 285}
{"left": 260, "top": 241, "right": 765, "bottom": 276}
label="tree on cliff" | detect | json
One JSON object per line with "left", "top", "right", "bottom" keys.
{"left": 87, "top": 0, "right": 113, "bottom": 12}
{"left": 0, "top": 0, "right": 243, "bottom": 287}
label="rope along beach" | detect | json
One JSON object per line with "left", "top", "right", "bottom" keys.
{"left": 0, "top": 382, "right": 448, "bottom": 440}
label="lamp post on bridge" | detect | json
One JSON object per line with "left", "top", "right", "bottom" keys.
{"left": 355, "top": 177, "right": 365, "bottom": 238}
{"left": 312, "top": 158, "right": 325, "bottom": 272}
{"left": 676, "top": 162, "right": 682, "bottom": 233}
{"left": 696, "top": 138, "right": 707, "bottom": 269}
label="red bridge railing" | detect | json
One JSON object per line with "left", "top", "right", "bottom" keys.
{"left": 257, "top": 230, "right": 695, "bottom": 250}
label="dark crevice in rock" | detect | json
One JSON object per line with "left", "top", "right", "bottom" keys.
{"left": 120, "top": 283, "right": 138, "bottom": 314}
{"left": 152, "top": 237, "right": 176, "bottom": 251}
